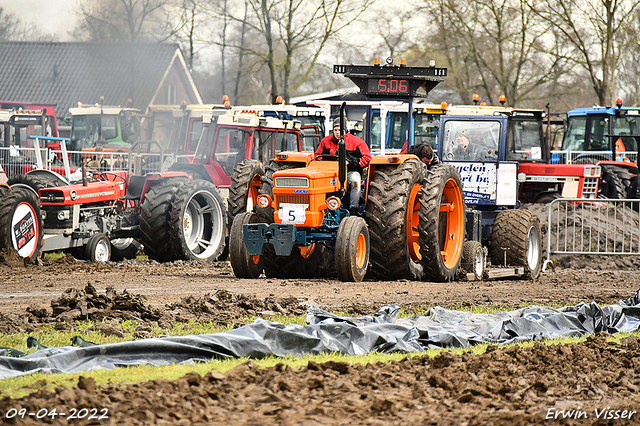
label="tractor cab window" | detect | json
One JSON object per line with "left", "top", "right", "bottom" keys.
{"left": 562, "top": 116, "right": 587, "bottom": 151}
{"left": 506, "top": 119, "right": 544, "bottom": 162}
{"left": 587, "top": 116, "right": 609, "bottom": 151}
{"left": 211, "top": 126, "right": 249, "bottom": 175}
{"left": 388, "top": 113, "right": 407, "bottom": 150}
{"left": 187, "top": 119, "right": 203, "bottom": 154}
{"left": 414, "top": 112, "right": 439, "bottom": 148}
{"left": 442, "top": 120, "right": 500, "bottom": 161}
{"left": 612, "top": 115, "right": 640, "bottom": 153}
{"left": 101, "top": 116, "right": 118, "bottom": 141}
{"left": 254, "top": 130, "right": 298, "bottom": 161}
{"left": 369, "top": 112, "right": 382, "bottom": 152}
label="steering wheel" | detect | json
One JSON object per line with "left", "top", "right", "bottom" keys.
{"left": 315, "top": 154, "right": 339, "bottom": 161}
{"left": 99, "top": 172, "right": 127, "bottom": 183}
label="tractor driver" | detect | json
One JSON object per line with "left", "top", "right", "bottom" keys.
{"left": 315, "top": 117, "right": 372, "bottom": 213}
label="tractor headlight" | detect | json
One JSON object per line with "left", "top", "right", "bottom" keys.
{"left": 57, "top": 210, "right": 70, "bottom": 221}
{"left": 326, "top": 196, "right": 341, "bottom": 211}
{"left": 257, "top": 194, "right": 272, "bottom": 208}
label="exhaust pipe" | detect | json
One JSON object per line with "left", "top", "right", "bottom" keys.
{"left": 338, "top": 102, "right": 346, "bottom": 192}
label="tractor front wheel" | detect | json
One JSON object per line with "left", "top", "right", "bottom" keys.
{"left": 334, "top": 216, "right": 370, "bottom": 282}
{"left": 85, "top": 233, "right": 111, "bottom": 263}
{"left": 229, "top": 212, "right": 263, "bottom": 278}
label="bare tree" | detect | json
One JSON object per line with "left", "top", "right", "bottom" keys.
{"left": 415, "top": 0, "right": 568, "bottom": 107}
{"left": 530, "top": 0, "right": 640, "bottom": 106}
{"left": 218, "top": 0, "right": 373, "bottom": 103}
{"left": 75, "top": 0, "right": 171, "bottom": 42}
{"left": 0, "top": 7, "right": 55, "bottom": 41}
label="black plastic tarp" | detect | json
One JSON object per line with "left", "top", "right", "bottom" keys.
{"left": 1, "top": 290, "right": 639, "bottom": 379}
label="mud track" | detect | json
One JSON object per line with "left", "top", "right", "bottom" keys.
{"left": 2, "top": 254, "right": 640, "bottom": 424}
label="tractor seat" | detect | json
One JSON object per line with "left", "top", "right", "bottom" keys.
{"left": 122, "top": 175, "right": 146, "bottom": 200}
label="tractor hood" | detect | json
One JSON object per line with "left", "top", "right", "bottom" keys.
{"left": 39, "top": 181, "right": 124, "bottom": 206}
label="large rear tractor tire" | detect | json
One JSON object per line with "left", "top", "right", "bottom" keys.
{"left": 0, "top": 186, "right": 44, "bottom": 262}
{"left": 169, "top": 179, "right": 226, "bottom": 261}
{"left": 417, "top": 164, "right": 465, "bottom": 281}
{"left": 366, "top": 158, "right": 427, "bottom": 279}
{"left": 334, "top": 216, "right": 370, "bottom": 282}
{"left": 140, "top": 179, "right": 191, "bottom": 262}
{"left": 490, "top": 209, "right": 542, "bottom": 279}
{"left": 229, "top": 212, "right": 264, "bottom": 278}
{"left": 227, "top": 160, "right": 265, "bottom": 230}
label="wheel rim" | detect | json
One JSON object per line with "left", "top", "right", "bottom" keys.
{"left": 440, "top": 178, "right": 465, "bottom": 269}
{"left": 356, "top": 231, "right": 367, "bottom": 269}
{"left": 95, "top": 239, "right": 110, "bottom": 262}
{"left": 183, "top": 190, "right": 225, "bottom": 259}
{"left": 527, "top": 226, "right": 541, "bottom": 270}
{"left": 111, "top": 237, "right": 134, "bottom": 250}
{"left": 406, "top": 183, "right": 422, "bottom": 262}
{"left": 299, "top": 243, "right": 316, "bottom": 259}
{"left": 11, "top": 201, "right": 39, "bottom": 258}
{"left": 474, "top": 248, "right": 483, "bottom": 277}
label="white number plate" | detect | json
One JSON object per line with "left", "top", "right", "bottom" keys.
{"left": 279, "top": 203, "right": 308, "bottom": 225}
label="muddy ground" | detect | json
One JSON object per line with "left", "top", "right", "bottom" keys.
{"left": 2, "top": 253, "right": 640, "bottom": 424}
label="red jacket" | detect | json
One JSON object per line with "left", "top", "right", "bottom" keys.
{"left": 315, "top": 133, "right": 372, "bottom": 172}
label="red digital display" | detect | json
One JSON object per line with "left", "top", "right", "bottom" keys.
{"left": 367, "top": 78, "right": 409, "bottom": 95}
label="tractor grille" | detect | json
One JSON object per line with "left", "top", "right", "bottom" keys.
{"left": 582, "top": 178, "right": 598, "bottom": 197}
{"left": 275, "top": 177, "right": 309, "bottom": 188}
{"left": 275, "top": 195, "right": 310, "bottom": 209}
{"left": 40, "top": 190, "right": 65, "bottom": 203}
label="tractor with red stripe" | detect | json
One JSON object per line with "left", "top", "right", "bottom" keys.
{"left": 230, "top": 60, "right": 466, "bottom": 282}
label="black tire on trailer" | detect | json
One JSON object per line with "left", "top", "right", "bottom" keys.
{"left": 0, "top": 186, "right": 44, "bottom": 262}
{"left": 8, "top": 172, "right": 67, "bottom": 199}
{"left": 110, "top": 238, "right": 141, "bottom": 261}
{"left": 334, "top": 216, "right": 370, "bottom": 282}
{"left": 85, "top": 233, "right": 111, "bottom": 262}
{"left": 490, "top": 209, "right": 543, "bottom": 279}
{"left": 227, "top": 160, "right": 265, "bottom": 230}
{"left": 366, "top": 158, "right": 427, "bottom": 280}
{"left": 140, "top": 179, "right": 191, "bottom": 262}
{"left": 461, "top": 240, "right": 485, "bottom": 280}
{"left": 417, "top": 163, "right": 466, "bottom": 281}
{"left": 229, "top": 211, "right": 263, "bottom": 278}
{"left": 168, "top": 179, "right": 226, "bottom": 261}
{"left": 255, "top": 159, "right": 306, "bottom": 223}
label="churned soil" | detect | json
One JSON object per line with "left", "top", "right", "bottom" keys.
{"left": 2, "top": 334, "right": 640, "bottom": 425}
{"left": 1, "top": 252, "right": 640, "bottom": 424}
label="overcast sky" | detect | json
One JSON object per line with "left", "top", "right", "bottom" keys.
{"left": 3, "top": 0, "right": 79, "bottom": 41}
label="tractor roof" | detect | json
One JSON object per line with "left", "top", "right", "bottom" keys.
{"left": 445, "top": 104, "right": 543, "bottom": 118}
{"left": 217, "top": 111, "right": 301, "bottom": 129}
{"left": 69, "top": 106, "right": 141, "bottom": 116}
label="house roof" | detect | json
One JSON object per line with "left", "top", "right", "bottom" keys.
{"left": 0, "top": 42, "right": 198, "bottom": 119}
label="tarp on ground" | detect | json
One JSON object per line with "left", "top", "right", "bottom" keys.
{"left": 1, "top": 290, "right": 639, "bottom": 379}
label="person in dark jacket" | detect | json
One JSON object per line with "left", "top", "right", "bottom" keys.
{"left": 315, "top": 117, "right": 372, "bottom": 211}
{"left": 401, "top": 142, "right": 440, "bottom": 169}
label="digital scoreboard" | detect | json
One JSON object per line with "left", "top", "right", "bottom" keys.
{"left": 334, "top": 62, "right": 447, "bottom": 98}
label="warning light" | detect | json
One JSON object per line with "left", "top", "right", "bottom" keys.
{"left": 499, "top": 95, "right": 506, "bottom": 106}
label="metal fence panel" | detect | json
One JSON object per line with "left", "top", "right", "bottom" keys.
{"left": 545, "top": 198, "right": 640, "bottom": 268}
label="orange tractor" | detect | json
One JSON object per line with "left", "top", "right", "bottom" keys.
{"left": 230, "top": 62, "right": 466, "bottom": 282}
